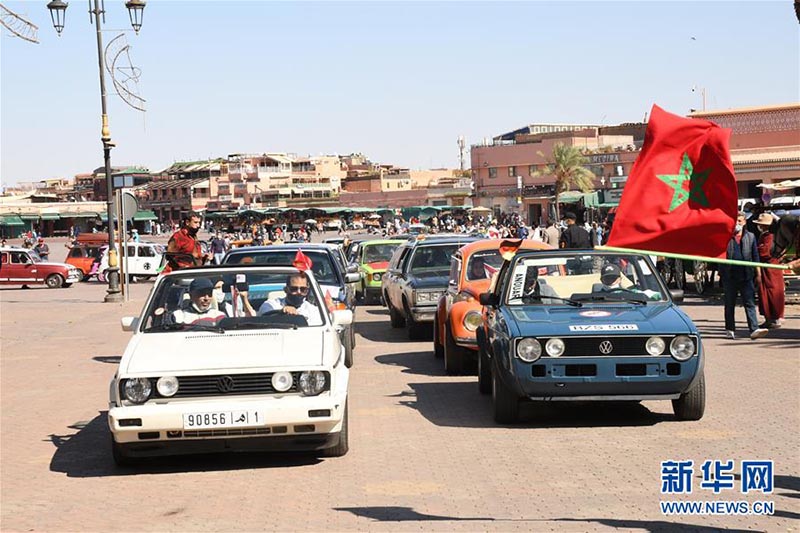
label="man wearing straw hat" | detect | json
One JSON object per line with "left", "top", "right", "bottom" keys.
{"left": 753, "top": 212, "right": 785, "bottom": 329}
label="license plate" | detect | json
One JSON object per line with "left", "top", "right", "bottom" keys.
{"left": 182, "top": 410, "right": 262, "bottom": 429}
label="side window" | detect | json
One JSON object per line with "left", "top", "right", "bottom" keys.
{"left": 69, "top": 248, "right": 84, "bottom": 258}
{"left": 11, "top": 252, "right": 27, "bottom": 264}
{"left": 398, "top": 247, "right": 413, "bottom": 272}
{"left": 389, "top": 246, "right": 407, "bottom": 271}
{"left": 348, "top": 244, "right": 360, "bottom": 264}
{"left": 127, "top": 245, "right": 137, "bottom": 256}
{"left": 1, "top": 253, "right": 7, "bottom": 264}
{"left": 139, "top": 246, "right": 155, "bottom": 258}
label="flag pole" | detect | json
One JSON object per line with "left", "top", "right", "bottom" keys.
{"left": 596, "top": 245, "right": 788, "bottom": 270}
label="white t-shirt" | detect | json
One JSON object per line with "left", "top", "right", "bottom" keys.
{"left": 258, "top": 297, "right": 323, "bottom": 326}
{"left": 172, "top": 304, "right": 225, "bottom": 325}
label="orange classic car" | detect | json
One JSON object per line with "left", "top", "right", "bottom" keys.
{"left": 434, "top": 239, "right": 552, "bottom": 374}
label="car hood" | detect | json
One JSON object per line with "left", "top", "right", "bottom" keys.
{"left": 39, "top": 261, "right": 76, "bottom": 270}
{"left": 506, "top": 304, "right": 693, "bottom": 336}
{"left": 362, "top": 261, "right": 390, "bottom": 273}
{"left": 408, "top": 270, "right": 450, "bottom": 289}
{"left": 122, "top": 328, "right": 327, "bottom": 374}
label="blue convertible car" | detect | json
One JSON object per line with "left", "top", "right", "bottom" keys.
{"left": 476, "top": 248, "right": 705, "bottom": 423}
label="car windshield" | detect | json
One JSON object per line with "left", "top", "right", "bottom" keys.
{"left": 141, "top": 270, "right": 327, "bottom": 333}
{"left": 465, "top": 250, "right": 504, "bottom": 281}
{"left": 409, "top": 244, "right": 460, "bottom": 273}
{"left": 504, "top": 252, "right": 668, "bottom": 305}
{"left": 224, "top": 250, "right": 339, "bottom": 286}
{"left": 363, "top": 243, "right": 398, "bottom": 264}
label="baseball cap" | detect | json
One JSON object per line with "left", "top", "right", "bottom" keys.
{"left": 189, "top": 277, "right": 214, "bottom": 293}
{"left": 600, "top": 263, "right": 621, "bottom": 282}
{"left": 562, "top": 212, "right": 577, "bottom": 221}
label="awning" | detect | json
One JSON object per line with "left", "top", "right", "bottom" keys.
{"left": 558, "top": 191, "right": 585, "bottom": 203}
{"left": 0, "top": 215, "right": 25, "bottom": 226}
{"left": 61, "top": 212, "right": 99, "bottom": 218}
{"left": 582, "top": 191, "right": 601, "bottom": 207}
{"left": 19, "top": 214, "right": 39, "bottom": 220}
{"left": 39, "top": 213, "right": 60, "bottom": 220}
{"left": 132, "top": 210, "right": 158, "bottom": 221}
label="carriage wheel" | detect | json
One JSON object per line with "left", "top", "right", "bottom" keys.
{"left": 693, "top": 261, "right": 708, "bottom": 295}
{"left": 674, "top": 260, "right": 686, "bottom": 291}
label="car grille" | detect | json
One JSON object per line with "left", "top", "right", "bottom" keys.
{"left": 540, "top": 335, "right": 696, "bottom": 357}
{"left": 167, "top": 372, "right": 300, "bottom": 398}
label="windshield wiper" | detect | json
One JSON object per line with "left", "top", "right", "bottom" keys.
{"left": 146, "top": 323, "right": 226, "bottom": 333}
{"left": 522, "top": 294, "right": 583, "bottom": 307}
{"left": 223, "top": 320, "right": 298, "bottom": 330}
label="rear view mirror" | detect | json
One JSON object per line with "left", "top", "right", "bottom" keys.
{"left": 479, "top": 292, "right": 498, "bottom": 306}
{"left": 345, "top": 272, "right": 361, "bottom": 284}
{"left": 332, "top": 309, "right": 353, "bottom": 328}
{"left": 121, "top": 316, "right": 139, "bottom": 332}
{"left": 670, "top": 289, "right": 684, "bottom": 303}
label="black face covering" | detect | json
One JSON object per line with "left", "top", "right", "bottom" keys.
{"left": 187, "top": 226, "right": 199, "bottom": 237}
{"left": 285, "top": 293, "right": 305, "bottom": 307}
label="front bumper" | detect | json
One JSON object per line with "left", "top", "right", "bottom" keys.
{"left": 108, "top": 392, "right": 346, "bottom": 450}
{"left": 410, "top": 306, "right": 436, "bottom": 323}
{"left": 499, "top": 355, "right": 701, "bottom": 400}
{"left": 66, "top": 271, "right": 82, "bottom": 283}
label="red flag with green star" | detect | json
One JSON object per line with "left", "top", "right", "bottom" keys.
{"left": 606, "top": 104, "right": 738, "bottom": 258}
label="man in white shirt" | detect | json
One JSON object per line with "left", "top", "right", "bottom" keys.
{"left": 172, "top": 277, "right": 226, "bottom": 325}
{"left": 258, "top": 273, "right": 323, "bottom": 326}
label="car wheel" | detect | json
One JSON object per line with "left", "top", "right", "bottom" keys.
{"left": 342, "top": 327, "right": 354, "bottom": 368}
{"left": 320, "top": 401, "right": 349, "bottom": 457}
{"left": 74, "top": 270, "right": 85, "bottom": 282}
{"left": 404, "top": 301, "right": 427, "bottom": 340}
{"left": 444, "top": 321, "right": 467, "bottom": 375}
{"left": 432, "top": 313, "right": 444, "bottom": 359}
{"left": 492, "top": 369, "right": 520, "bottom": 424}
{"left": 672, "top": 372, "right": 705, "bottom": 421}
{"left": 111, "top": 437, "right": 137, "bottom": 467}
{"left": 45, "top": 274, "right": 64, "bottom": 289}
{"left": 477, "top": 329, "right": 491, "bottom": 395}
{"left": 388, "top": 300, "right": 405, "bottom": 328}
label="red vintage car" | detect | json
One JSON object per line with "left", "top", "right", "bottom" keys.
{"left": 434, "top": 239, "right": 552, "bottom": 374}
{"left": 0, "top": 247, "right": 83, "bottom": 288}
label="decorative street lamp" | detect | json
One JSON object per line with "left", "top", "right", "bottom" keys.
{"left": 47, "top": 0, "right": 146, "bottom": 303}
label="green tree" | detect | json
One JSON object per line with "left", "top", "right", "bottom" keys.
{"left": 534, "top": 143, "right": 596, "bottom": 221}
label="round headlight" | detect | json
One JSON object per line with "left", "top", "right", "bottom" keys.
{"left": 299, "top": 371, "right": 327, "bottom": 396}
{"left": 545, "top": 338, "right": 565, "bottom": 357}
{"left": 124, "top": 378, "right": 152, "bottom": 404}
{"left": 516, "top": 338, "right": 542, "bottom": 362}
{"left": 271, "top": 371, "right": 293, "bottom": 392}
{"left": 372, "top": 273, "right": 382, "bottom": 281}
{"left": 670, "top": 336, "right": 695, "bottom": 361}
{"left": 645, "top": 336, "right": 666, "bottom": 356}
{"left": 463, "top": 311, "right": 483, "bottom": 332}
{"left": 156, "top": 376, "right": 179, "bottom": 397}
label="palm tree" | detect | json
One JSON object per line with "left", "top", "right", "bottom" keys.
{"left": 534, "top": 143, "right": 596, "bottom": 221}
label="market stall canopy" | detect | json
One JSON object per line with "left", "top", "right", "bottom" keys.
{"left": 469, "top": 206, "right": 492, "bottom": 213}
{"left": 61, "top": 212, "right": 99, "bottom": 218}
{"left": 0, "top": 215, "right": 24, "bottom": 226}
{"left": 558, "top": 190, "right": 585, "bottom": 203}
{"left": 39, "top": 213, "right": 61, "bottom": 220}
{"left": 757, "top": 179, "right": 800, "bottom": 191}
{"left": 132, "top": 210, "right": 158, "bottom": 221}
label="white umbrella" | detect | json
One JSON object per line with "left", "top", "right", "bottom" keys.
{"left": 304, "top": 218, "right": 318, "bottom": 224}
{"left": 469, "top": 206, "right": 493, "bottom": 213}
{"left": 368, "top": 213, "right": 382, "bottom": 219}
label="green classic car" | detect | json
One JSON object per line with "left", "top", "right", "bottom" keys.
{"left": 348, "top": 239, "right": 406, "bottom": 304}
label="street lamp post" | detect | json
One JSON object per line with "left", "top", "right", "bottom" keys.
{"left": 47, "top": 0, "right": 146, "bottom": 303}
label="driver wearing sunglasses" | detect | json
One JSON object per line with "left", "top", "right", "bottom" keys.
{"left": 258, "top": 273, "right": 323, "bottom": 326}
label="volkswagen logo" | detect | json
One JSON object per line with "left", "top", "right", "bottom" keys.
{"left": 217, "top": 376, "right": 235, "bottom": 393}
{"left": 599, "top": 340, "right": 614, "bottom": 354}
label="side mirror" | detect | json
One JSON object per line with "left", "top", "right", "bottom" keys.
{"left": 669, "top": 289, "right": 684, "bottom": 303}
{"left": 332, "top": 309, "right": 353, "bottom": 328}
{"left": 121, "top": 316, "right": 140, "bottom": 332}
{"left": 448, "top": 278, "right": 458, "bottom": 287}
{"left": 345, "top": 272, "right": 361, "bottom": 284}
{"left": 479, "top": 292, "right": 498, "bottom": 306}
{"left": 347, "top": 263, "right": 359, "bottom": 273}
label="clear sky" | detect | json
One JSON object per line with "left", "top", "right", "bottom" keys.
{"left": 1, "top": 1, "right": 798, "bottom": 185}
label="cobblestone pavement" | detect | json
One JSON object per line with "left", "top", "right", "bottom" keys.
{"left": 1, "top": 280, "right": 798, "bottom": 532}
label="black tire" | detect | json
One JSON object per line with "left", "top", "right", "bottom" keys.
{"left": 388, "top": 300, "right": 405, "bottom": 328}
{"left": 444, "top": 321, "right": 467, "bottom": 375}
{"left": 111, "top": 437, "right": 136, "bottom": 467}
{"left": 477, "top": 329, "right": 491, "bottom": 394}
{"left": 672, "top": 372, "right": 705, "bottom": 421}
{"left": 404, "top": 300, "right": 427, "bottom": 340}
{"left": 74, "top": 270, "right": 85, "bottom": 282}
{"left": 693, "top": 261, "right": 708, "bottom": 295}
{"left": 492, "top": 370, "right": 520, "bottom": 424}
{"left": 343, "top": 327, "right": 354, "bottom": 368}
{"left": 432, "top": 313, "right": 444, "bottom": 359}
{"left": 320, "top": 402, "right": 349, "bottom": 457}
{"left": 63, "top": 283, "right": 72, "bottom": 288}
{"left": 45, "top": 274, "right": 64, "bottom": 289}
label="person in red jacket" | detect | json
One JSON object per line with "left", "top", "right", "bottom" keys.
{"left": 164, "top": 212, "right": 208, "bottom": 273}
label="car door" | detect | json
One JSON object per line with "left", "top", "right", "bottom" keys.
{"left": 124, "top": 244, "right": 142, "bottom": 275}
{"left": 0, "top": 252, "right": 9, "bottom": 282}
{"left": 137, "top": 245, "right": 158, "bottom": 276}
{"left": 9, "top": 251, "right": 38, "bottom": 282}
{"left": 384, "top": 245, "right": 405, "bottom": 308}
{"left": 445, "top": 252, "right": 463, "bottom": 319}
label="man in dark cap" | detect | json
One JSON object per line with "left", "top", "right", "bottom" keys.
{"left": 594, "top": 262, "right": 661, "bottom": 300}
{"left": 172, "top": 277, "right": 226, "bottom": 325}
{"left": 559, "top": 212, "right": 591, "bottom": 249}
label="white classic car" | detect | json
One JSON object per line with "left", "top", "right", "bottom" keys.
{"left": 108, "top": 265, "right": 352, "bottom": 465}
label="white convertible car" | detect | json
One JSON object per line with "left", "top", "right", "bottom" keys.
{"left": 108, "top": 265, "right": 352, "bottom": 465}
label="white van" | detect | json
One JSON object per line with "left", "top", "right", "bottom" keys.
{"left": 98, "top": 242, "right": 164, "bottom": 282}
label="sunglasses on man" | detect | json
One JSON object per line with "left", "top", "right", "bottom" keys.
{"left": 286, "top": 285, "right": 309, "bottom": 294}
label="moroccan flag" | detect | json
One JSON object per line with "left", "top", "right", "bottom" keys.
{"left": 607, "top": 105, "right": 738, "bottom": 258}
{"left": 292, "top": 250, "right": 313, "bottom": 271}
